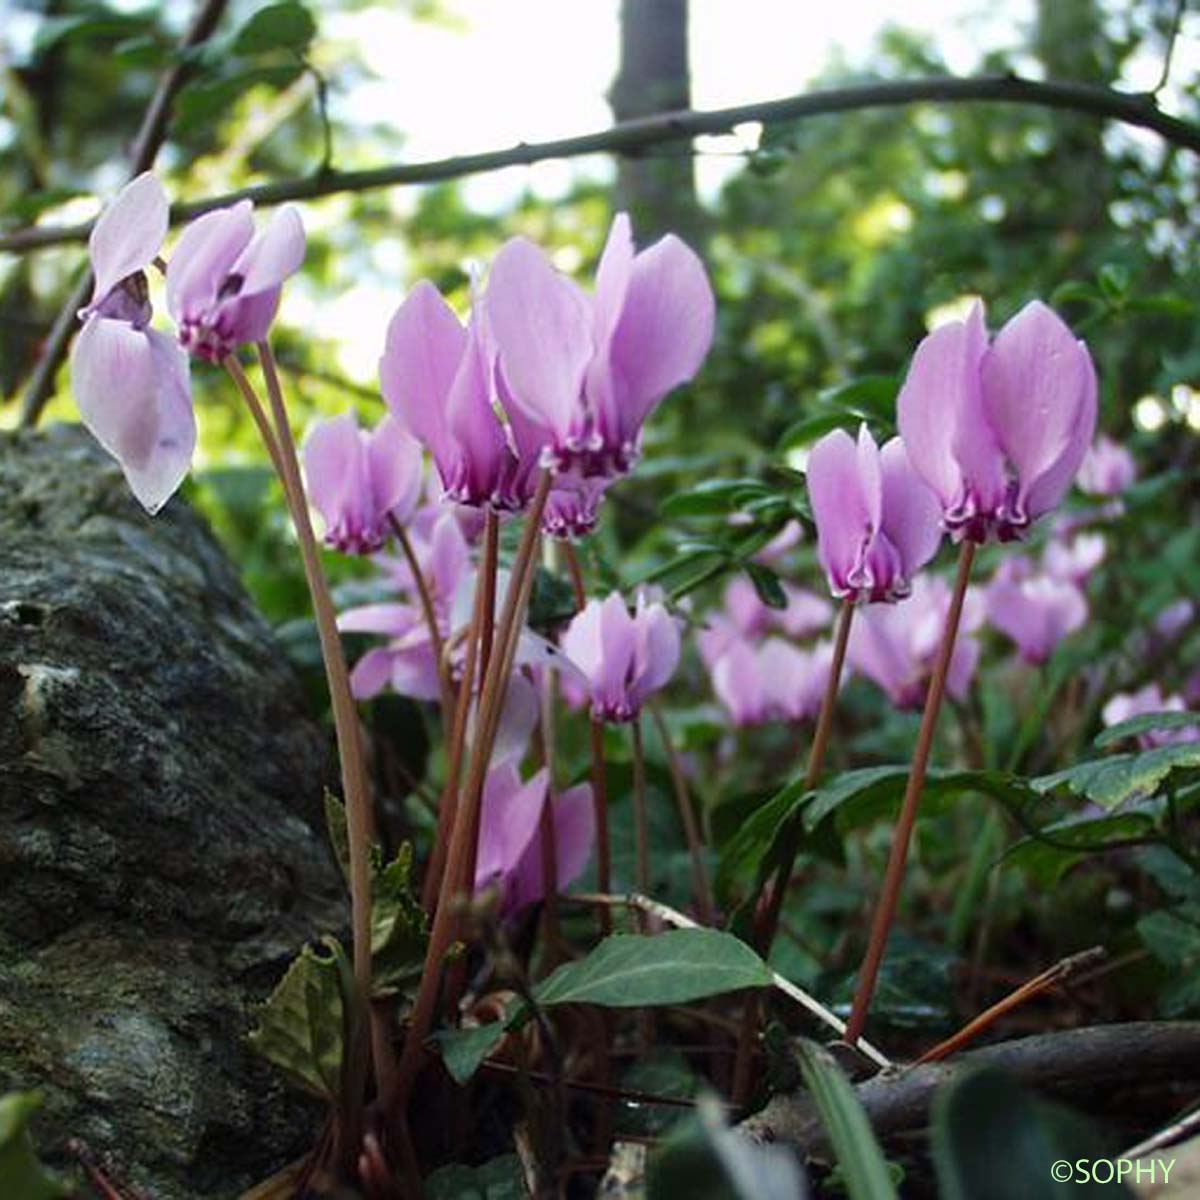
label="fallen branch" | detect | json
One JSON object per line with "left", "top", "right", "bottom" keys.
{"left": 740, "top": 1022, "right": 1200, "bottom": 1156}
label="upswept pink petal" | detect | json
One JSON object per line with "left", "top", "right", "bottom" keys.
{"left": 424, "top": 510, "right": 471, "bottom": 609}
{"left": 806, "top": 428, "right": 874, "bottom": 596}
{"left": 879, "top": 437, "right": 943, "bottom": 578}
{"left": 945, "top": 635, "right": 981, "bottom": 702}
{"left": 486, "top": 237, "right": 593, "bottom": 441}
{"left": 592, "top": 213, "right": 635, "bottom": 346}
{"left": 600, "top": 233, "right": 715, "bottom": 445}
{"left": 349, "top": 647, "right": 396, "bottom": 700}
{"left": 764, "top": 639, "right": 831, "bottom": 722}
{"left": 165, "top": 201, "right": 254, "bottom": 324}
{"left": 507, "top": 779, "right": 596, "bottom": 912}
{"left": 981, "top": 301, "right": 1096, "bottom": 518}
{"left": 632, "top": 595, "right": 681, "bottom": 701}
{"left": 367, "top": 416, "right": 424, "bottom": 526}
{"left": 88, "top": 172, "right": 169, "bottom": 304}
{"left": 596, "top": 592, "right": 638, "bottom": 716}
{"left": 380, "top": 281, "right": 465, "bottom": 472}
{"left": 71, "top": 320, "right": 195, "bottom": 513}
{"left": 947, "top": 302, "right": 1007, "bottom": 516}
{"left": 560, "top": 597, "right": 606, "bottom": 682}
{"left": 1021, "top": 341, "right": 1097, "bottom": 520}
{"left": 336, "top": 602, "right": 419, "bottom": 636}
{"left": 475, "top": 766, "right": 550, "bottom": 895}
{"left": 985, "top": 573, "right": 1087, "bottom": 664}
{"left": 444, "top": 316, "right": 512, "bottom": 502}
{"left": 229, "top": 204, "right": 306, "bottom": 296}
{"left": 725, "top": 575, "right": 769, "bottom": 636}
{"left": 778, "top": 586, "right": 834, "bottom": 639}
{"left": 304, "top": 415, "right": 367, "bottom": 543}
{"left": 897, "top": 308, "right": 987, "bottom": 508}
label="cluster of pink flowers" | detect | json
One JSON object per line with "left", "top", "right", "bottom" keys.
{"left": 71, "top": 173, "right": 306, "bottom": 512}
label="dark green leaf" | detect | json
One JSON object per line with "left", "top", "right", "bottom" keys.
{"left": 1035, "top": 743, "right": 1200, "bottom": 810}
{"left": 793, "top": 1039, "right": 896, "bottom": 1199}
{"left": 777, "top": 411, "right": 858, "bottom": 452}
{"left": 535, "top": 929, "right": 771, "bottom": 1007}
{"left": 661, "top": 478, "right": 770, "bottom": 518}
{"left": 0, "top": 1093, "right": 68, "bottom": 1200}
{"left": 232, "top": 1, "right": 317, "bottom": 55}
{"left": 248, "top": 937, "right": 349, "bottom": 1100}
{"left": 323, "top": 790, "right": 351, "bottom": 886}
{"left": 743, "top": 562, "right": 787, "bottom": 610}
{"left": 931, "top": 1068, "right": 1128, "bottom": 1199}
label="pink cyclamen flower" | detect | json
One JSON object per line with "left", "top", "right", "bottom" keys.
{"left": 560, "top": 591, "right": 680, "bottom": 722}
{"left": 1155, "top": 599, "right": 1195, "bottom": 640}
{"left": 475, "top": 765, "right": 595, "bottom": 916}
{"left": 898, "top": 300, "right": 1097, "bottom": 543}
{"left": 166, "top": 200, "right": 305, "bottom": 362}
{"left": 381, "top": 280, "right": 536, "bottom": 511}
{"left": 1076, "top": 434, "right": 1136, "bottom": 496}
{"left": 70, "top": 172, "right": 194, "bottom": 513}
{"left": 848, "top": 574, "right": 983, "bottom": 710}
{"left": 807, "top": 424, "right": 943, "bottom": 603}
{"left": 304, "top": 413, "right": 423, "bottom": 554}
{"left": 984, "top": 559, "right": 1088, "bottom": 664}
{"left": 484, "top": 212, "right": 715, "bottom": 479}
{"left": 1102, "top": 685, "right": 1198, "bottom": 749}
{"left": 709, "top": 636, "right": 834, "bottom": 727}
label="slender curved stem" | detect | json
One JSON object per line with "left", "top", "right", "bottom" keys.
{"left": 844, "top": 540, "right": 977, "bottom": 1045}
{"left": 388, "top": 514, "right": 455, "bottom": 721}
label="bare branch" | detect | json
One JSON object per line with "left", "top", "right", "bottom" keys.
{"left": 4, "top": 73, "right": 1199, "bottom": 263}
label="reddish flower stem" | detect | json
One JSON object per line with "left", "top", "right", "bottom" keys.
{"left": 844, "top": 539, "right": 976, "bottom": 1045}
{"left": 389, "top": 471, "right": 552, "bottom": 1116}
{"left": 420, "top": 511, "right": 498, "bottom": 913}
{"left": 232, "top": 345, "right": 392, "bottom": 1156}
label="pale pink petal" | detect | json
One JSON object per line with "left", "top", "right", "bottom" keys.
{"left": 89, "top": 172, "right": 168, "bottom": 303}
{"left": 879, "top": 437, "right": 943, "bottom": 578}
{"left": 165, "top": 202, "right": 254, "bottom": 324}
{"left": 485, "top": 237, "right": 593, "bottom": 440}
{"left": 367, "top": 415, "right": 424, "bottom": 526}
{"left": 380, "top": 281, "right": 465, "bottom": 471}
{"left": 230, "top": 204, "right": 306, "bottom": 296}
{"left": 896, "top": 306, "right": 988, "bottom": 508}
{"left": 349, "top": 647, "right": 395, "bottom": 700}
{"left": 633, "top": 596, "right": 680, "bottom": 701}
{"left": 304, "top": 415, "right": 366, "bottom": 543}
{"left": 806, "top": 428, "right": 873, "bottom": 596}
{"left": 602, "top": 233, "right": 715, "bottom": 443}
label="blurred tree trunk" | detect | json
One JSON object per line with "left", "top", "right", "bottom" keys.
{"left": 608, "top": 0, "right": 701, "bottom": 242}
{"left": 1033, "top": 0, "right": 1116, "bottom": 233}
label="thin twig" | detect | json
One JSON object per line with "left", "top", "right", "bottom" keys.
{"left": 569, "top": 892, "right": 891, "bottom": 1070}
{"left": 1153, "top": 0, "right": 1188, "bottom": 96}
{"left": 18, "top": 0, "right": 231, "bottom": 427}
{"left": 845, "top": 541, "right": 977, "bottom": 1046}
{"left": 915, "top": 946, "right": 1107, "bottom": 1064}
{"left": 8, "top": 74, "right": 1200, "bottom": 259}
